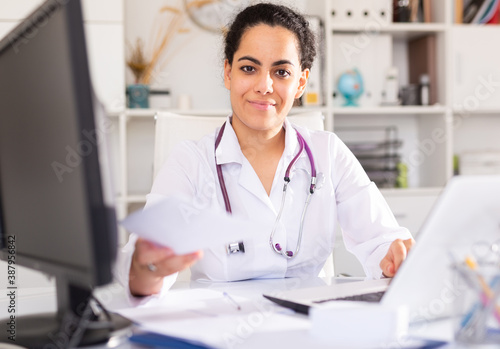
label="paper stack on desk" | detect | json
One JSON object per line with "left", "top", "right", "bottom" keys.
{"left": 117, "top": 288, "right": 310, "bottom": 348}
{"left": 120, "top": 195, "right": 258, "bottom": 254}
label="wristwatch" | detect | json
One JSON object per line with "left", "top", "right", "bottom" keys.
{"left": 184, "top": 0, "right": 250, "bottom": 33}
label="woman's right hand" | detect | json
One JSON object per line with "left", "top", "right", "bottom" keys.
{"left": 129, "top": 238, "right": 203, "bottom": 297}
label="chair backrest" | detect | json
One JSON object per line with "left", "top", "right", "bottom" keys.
{"left": 153, "top": 110, "right": 325, "bottom": 179}
{"left": 153, "top": 113, "right": 226, "bottom": 178}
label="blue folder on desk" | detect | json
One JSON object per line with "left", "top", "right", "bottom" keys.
{"left": 130, "top": 332, "right": 217, "bottom": 349}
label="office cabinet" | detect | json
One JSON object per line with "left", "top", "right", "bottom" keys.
{"left": 451, "top": 26, "right": 500, "bottom": 111}
{"left": 382, "top": 188, "right": 441, "bottom": 236}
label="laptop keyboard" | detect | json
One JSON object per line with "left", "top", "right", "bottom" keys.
{"left": 312, "top": 291, "right": 385, "bottom": 304}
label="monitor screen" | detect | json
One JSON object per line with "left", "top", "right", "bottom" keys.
{"left": 0, "top": 0, "right": 125, "bottom": 346}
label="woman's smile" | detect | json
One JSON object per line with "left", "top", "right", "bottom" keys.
{"left": 248, "top": 99, "right": 276, "bottom": 111}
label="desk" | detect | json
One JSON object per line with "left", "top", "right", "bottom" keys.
{"left": 1, "top": 278, "right": 496, "bottom": 349}
{"left": 96, "top": 277, "right": 464, "bottom": 349}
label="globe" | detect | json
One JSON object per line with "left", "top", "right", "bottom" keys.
{"left": 337, "top": 69, "right": 364, "bottom": 107}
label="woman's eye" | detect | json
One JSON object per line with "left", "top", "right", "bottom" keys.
{"left": 276, "top": 69, "right": 291, "bottom": 78}
{"left": 241, "top": 66, "right": 255, "bottom": 73}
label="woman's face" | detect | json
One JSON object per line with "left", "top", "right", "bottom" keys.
{"left": 224, "top": 24, "right": 309, "bottom": 136}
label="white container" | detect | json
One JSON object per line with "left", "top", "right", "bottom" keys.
{"left": 310, "top": 302, "right": 409, "bottom": 347}
{"left": 382, "top": 66, "right": 399, "bottom": 105}
{"left": 149, "top": 89, "right": 172, "bottom": 109}
{"left": 420, "top": 74, "right": 430, "bottom": 106}
{"left": 460, "top": 150, "right": 500, "bottom": 175}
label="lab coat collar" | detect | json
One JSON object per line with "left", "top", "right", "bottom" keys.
{"left": 215, "top": 114, "right": 310, "bottom": 212}
{"left": 215, "top": 115, "right": 303, "bottom": 166}
{"left": 214, "top": 115, "right": 245, "bottom": 165}
{"left": 282, "top": 117, "right": 301, "bottom": 161}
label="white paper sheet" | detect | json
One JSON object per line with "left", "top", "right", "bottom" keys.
{"left": 115, "top": 287, "right": 450, "bottom": 349}
{"left": 117, "top": 288, "right": 309, "bottom": 348}
{"left": 120, "top": 196, "right": 260, "bottom": 254}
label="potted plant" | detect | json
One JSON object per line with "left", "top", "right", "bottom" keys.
{"left": 126, "top": 5, "right": 192, "bottom": 108}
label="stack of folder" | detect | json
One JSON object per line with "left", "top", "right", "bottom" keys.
{"left": 339, "top": 126, "right": 403, "bottom": 188}
{"left": 457, "top": 0, "right": 500, "bottom": 24}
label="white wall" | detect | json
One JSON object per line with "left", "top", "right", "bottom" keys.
{"left": 0, "top": 0, "right": 125, "bottom": 112}
{"left": 84, "top": 0, "right": 126, "bottom": 112}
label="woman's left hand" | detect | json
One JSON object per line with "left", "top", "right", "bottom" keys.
{"left": 380, "top": 238, "right": 415, "bottom": 277}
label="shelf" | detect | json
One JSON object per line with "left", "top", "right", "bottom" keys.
{"left": 333, "top": 105, "right": 447, "bottom": 115}
{"left": 452, "top": 108, "right": 500, "bottom": 115}
{"left": 107, "top": 107, "right": 329, "bottom": 118}
{"left": 452, "top": 24, "right": 500, "bottom": 29}
{"left": 110, "top": 106, "right": 448, "bottom": 118}
{"left": 380, "top": 187, "right": 443, "bottom": 197}
{"left": 331, "top": 23, "right": 446, "bottom": 39}
{"left": 290, "top": 106, "right": 329, "bottom": 114}
{"left": 117, "top": 195, "right": 147, "bottom": 204}
{"left": 107, "top": 108, "right": 231, "bottom": 118}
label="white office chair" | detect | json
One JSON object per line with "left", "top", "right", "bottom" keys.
{"left": 152, "top": 110, "right": 334, "bottom": 280}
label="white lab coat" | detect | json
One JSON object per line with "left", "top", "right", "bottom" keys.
{"left": 116, "top": 116, "right": 412, "bottom": 301}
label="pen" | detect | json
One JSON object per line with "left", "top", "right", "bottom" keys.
{"left": 463, "top": 256, "right": 500, "bottom": 325}
{"left": 457, "top": 265, "right": 484, "bottom": 329}
{"left": 223, "top": 291, "right": 241, "bottom": 311}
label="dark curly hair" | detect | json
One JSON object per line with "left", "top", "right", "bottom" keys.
{"left": 224, "top": 3, "right": 316, "bottom": 71}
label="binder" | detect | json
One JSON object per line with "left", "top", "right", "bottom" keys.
{"left": 480, "top": 0, "right": 500, "bottom": 23}
{"left": 455, "top": 0, "right": 464, "bottom": 23}
{"left": 463, "top": 0, "right": 487, "bottom": 23}
{"left": 486, "top": 0, "right": 500, "bottom": 23}
{"left": 408, "top": 34, "right": 437, "bottom": 105}
{"left": 472, "top": 0, "right": 496, "bottom": 22}
{"left": 331, "top": 0, "right": 390, "bottom": 25}
{"left": 422, "top": 0, "right": 432, "bottom": 22}
{"left": 410, "top": 0, "right": 420, "bottom": 22}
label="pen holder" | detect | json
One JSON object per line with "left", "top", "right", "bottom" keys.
{"left": 452, "top": 261, "right": 500, "bottom": 345}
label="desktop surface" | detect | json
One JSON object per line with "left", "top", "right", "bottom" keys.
{"left": 94, "top": 277, "right": 456, "bottom": 349}
{"left": 3, "top": 277, "right": 497, "bottom": 349}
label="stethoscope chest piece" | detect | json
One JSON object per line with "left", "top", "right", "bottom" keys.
{"left": 226, "top": 241, "right": 245, "bottom": 255}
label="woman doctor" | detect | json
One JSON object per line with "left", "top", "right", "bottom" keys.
{"left": 125, "top": 3, "right": 414, "bottom": 297}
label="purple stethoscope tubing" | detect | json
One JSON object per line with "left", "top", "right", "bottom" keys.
{"left": 215, "top": 121, "right": 317, "bottom": 259}
{"left": 215, "top": 122, "right": 232, "bottom": 214}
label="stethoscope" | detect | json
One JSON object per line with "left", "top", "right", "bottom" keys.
{"left": 215, "top": 121, "right": 317, "bottom": 259}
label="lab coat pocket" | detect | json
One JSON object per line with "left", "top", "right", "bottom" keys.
{"left": 190, "top": 244, "right": 229, "bottom": 281}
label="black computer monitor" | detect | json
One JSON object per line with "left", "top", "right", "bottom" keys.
{"left": 0, "top": 0, "right": 128, "bottom": 347}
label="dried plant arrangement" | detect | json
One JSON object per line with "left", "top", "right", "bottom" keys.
{"left": 126, "top": 38, "right": 149, "bottom": 84}
{"left": 126, "top": 3, "right": 195, "bottom": 85}
{"left": 126, "top": 1, "right": 224, "bottom": 84}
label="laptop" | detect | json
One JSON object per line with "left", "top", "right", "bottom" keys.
{"left": 264, "top": 175, "right": 500, "bottom": 322}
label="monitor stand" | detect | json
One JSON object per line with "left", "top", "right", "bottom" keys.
{"left": 1, "top": 278, "right": 132, "bottom": 348}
